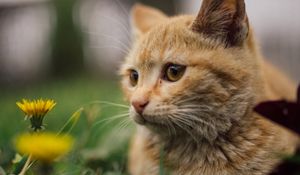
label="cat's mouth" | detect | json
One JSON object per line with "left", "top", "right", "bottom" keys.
{"left": 130, "top": 106, "right": 174, "bottom": 126}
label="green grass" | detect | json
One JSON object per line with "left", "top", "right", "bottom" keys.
{"left": 0, "top": 76, "right": 134, "bottom": 174}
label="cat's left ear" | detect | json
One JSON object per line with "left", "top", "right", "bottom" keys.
{"left": 191, "top": 0, "right": 249, "bottom": 47}
{"left": 131, "top": 3, "right": 167, "bottom": 37}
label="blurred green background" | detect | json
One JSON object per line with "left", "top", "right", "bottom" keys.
{"left": 0, "top": 76, "right": 133, "bottom": 174}
{"left": 0, "top": 0, "right": 176, "bottom": 174}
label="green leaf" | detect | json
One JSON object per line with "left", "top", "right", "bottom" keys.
{"left": 58, "top": 108, "right": 83, "bottom": 135}
{"left": 12, "top": 156, "right": 27, "bottom": 175}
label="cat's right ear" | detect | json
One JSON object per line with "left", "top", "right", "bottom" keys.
{"left": 191, "top": 0, "right": 249, "bottom": 47}
{"left": 131, "top": 3, "right": 167, "bottom": 38}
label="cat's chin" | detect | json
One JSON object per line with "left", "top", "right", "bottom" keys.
{"left": 132, "top": 113, "right": 163, "bottom": 128}
{"left": 132, "top": 113, "right": 146, "bottom": 125}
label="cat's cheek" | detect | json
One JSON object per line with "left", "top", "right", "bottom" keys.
{"left": 121, "top": 81, "right": 135, "bottom": 101}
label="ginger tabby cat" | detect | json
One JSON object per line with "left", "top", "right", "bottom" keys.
{"left": 120, "top": 0, "right": 299, "bottom": 174}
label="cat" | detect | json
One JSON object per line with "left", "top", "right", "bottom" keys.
{"left": 119, "top": 0, "right": 299, "bottom": 174}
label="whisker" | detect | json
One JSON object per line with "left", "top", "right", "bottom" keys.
{"left": 177, "top": 112, "right": 216, "bottom": 131}
{"left": 170, "top": 118, "right": 199, "bottom": 143}
{"left": 173, "top": 94, "right": 208, "bottom": 105}
{"left": 171, "top": 114, "right": 194, "bottom": 128}
{"left": 113, "top": 118, "right": 132, "bottom": 134}
{"left": 176, "top": 111, "right": 209, "bottom": 125}
{"left": 119, "top": 119, "right": 131, "bottom": 131}
{"left": 86, "top": 100, "right": 129, "bottom": 108}
{"left": 93, "top": 104, "right": 128, "bottom": 113}
{"left": 89, "top": 45, "right": 130, "bottom": 55}
{"left": 114, "top": 119, "right": 127, "bottom": 132}
{"left": 85, "top": 32, "right": 130, "bottom": 51}
{"left": 113, "top": 0, "right": 129, "bottom": 17}
{"left": 179, "top": 105, "right": 213, "bottom": 110}
{"left": 168, "top": 107, "right": 217, "bottom": 132}
{"left": 99, "top": 15, "right": 131, "bottom": 39}
{"left": 91, "top": 117, "right": 131, "bottom": 144}
{"left": 172, "top": 95, "right": 196, "bottom": 103}
{"left": 93, "top": 113, "right": 129, "bottom": 127}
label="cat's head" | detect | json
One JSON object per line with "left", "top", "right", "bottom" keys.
{"left": 120, "top": 0, "right": 259, "bottom": 141}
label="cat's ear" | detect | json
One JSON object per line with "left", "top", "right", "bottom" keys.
{"left": 131, "top": 3, "right": 167, "bottom": 37}
{"left": 191, "top": 0, "right": 249, "bottom": 47}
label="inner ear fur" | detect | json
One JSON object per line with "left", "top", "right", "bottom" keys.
{"left": 191, "top": 0, "right": 249, "bottom": 47}
{"left": 131, "top": 3, "right": 167, "bottom": 36}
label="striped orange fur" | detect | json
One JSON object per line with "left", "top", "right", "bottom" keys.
{"left": 120, "top": 1, "right": 299, "bottom": 174}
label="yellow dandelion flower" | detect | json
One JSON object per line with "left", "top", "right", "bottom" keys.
{"left": 15, "top": 133, "right": 73, "bottom": 162}
{"left": 16, "top": 99, "right": 56, "bottom": 118}
{"left": 16, "top": 99, "right": 56, "bottom": 131}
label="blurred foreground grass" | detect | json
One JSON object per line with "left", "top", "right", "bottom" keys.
{"left": 0, "top": 76, "right": 134, "bottom": 175}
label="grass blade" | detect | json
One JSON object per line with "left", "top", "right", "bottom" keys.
{"left": 58, "top": 108, "right": 84, "bottom": 135}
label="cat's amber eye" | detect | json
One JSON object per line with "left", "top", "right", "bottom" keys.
{"left": 129, "top": 69, "right": 139, "bottom": 86}
{"left": 163, "top": 63, "right": 186, "bottom": 82}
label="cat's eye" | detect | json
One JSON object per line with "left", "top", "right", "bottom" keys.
{"left": 163, "top": 63, "right": 186, "bottom": 82}
{"left": 129, "top": 69, "right": 139, "bottom": 86}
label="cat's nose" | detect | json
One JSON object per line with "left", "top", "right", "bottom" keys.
{"left": 132, "top": 100, "right": 149, "bottom": 115}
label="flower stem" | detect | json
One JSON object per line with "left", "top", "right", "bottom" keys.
{"left": 19, "top": 155, "right": 32, "bottom": 175}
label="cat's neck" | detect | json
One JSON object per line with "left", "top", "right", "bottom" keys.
{"left": 144, "top": 111, "right": 254, "bottom": 146}
{"left": 141, "top": 113, "right": 273, "bottom": 168}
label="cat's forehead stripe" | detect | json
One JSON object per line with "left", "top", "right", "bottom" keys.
{"left": 138, "top": 26, "right": 169, "bottom": 62}
{"left": 158, "top": 28, "right": 169, "bottom": 60}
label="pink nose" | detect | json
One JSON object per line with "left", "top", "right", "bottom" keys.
{"left": 132, "top": 100, "right": 149, "bottom": 115}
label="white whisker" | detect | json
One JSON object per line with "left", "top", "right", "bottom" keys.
{"left": 98, "top": 15, "right": 131, "bottom": 39}
{"left": 177, "top": 111, "right": 208, "bottom": 124}
{"left": 113, "top": 0, "right": 129, "bottom": 17}
{"left": 177, "top": 112, "right": 216, "bottom": 131}
{"left": 174, "top": 95, "right": 199, "bottom": 104}
{"left": 93, "top": 113, "right": 129, "bottom": 127}
{"left": 85, "top": 32, "right": 130, "bottom": 51}
{"left": 86, "top": 100, "right": 129, "bottom": 108}
{"left": 114, "top": 118, "right": 132, "bottom": 134}
{"left": 89, "top": 45, "right": 130, "bottom": 55}
{"left": 171, "top": 114, "right": 194, "bottom": 128}
{"left": 170, "top": 117, "right": 199, "bottom": 143}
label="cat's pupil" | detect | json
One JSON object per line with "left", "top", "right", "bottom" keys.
{"left": 170, "top": 66, "right": 179, "bottom": 75}
{"left": 129, "top": 70, "right": 138, "bottom": 86}
{"left": 164, "top": 64, "right": 186, "bottom": 82}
